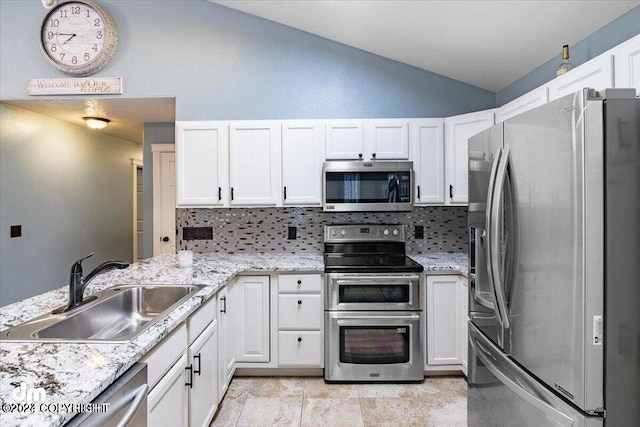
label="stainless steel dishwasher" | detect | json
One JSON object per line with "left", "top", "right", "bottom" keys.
{"left": 66, "top": 363, "right": 148, "bottom": 427}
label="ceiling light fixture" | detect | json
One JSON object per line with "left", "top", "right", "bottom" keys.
{"left": 82, "top": 117, "right": 110, "bottom": 130}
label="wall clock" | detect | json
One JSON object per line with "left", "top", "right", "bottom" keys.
{"left": 40, "top": 0, "right": 118, "bottom": 76}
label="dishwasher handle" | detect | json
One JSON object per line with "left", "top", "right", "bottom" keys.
{"left": 116, "top": 384, "right": 149, "bottom": 427}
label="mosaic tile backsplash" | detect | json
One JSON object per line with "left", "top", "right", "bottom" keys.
{"left": 177, "top": 206, "right": 468, "bottom": 254}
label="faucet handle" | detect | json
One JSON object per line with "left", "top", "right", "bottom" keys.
{"left": 71, "top": 253, "right": 94, "bottom": 275}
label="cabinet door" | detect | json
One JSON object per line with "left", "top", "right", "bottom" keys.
{"left": 234, "top": 276, "right": 270, "bottom": 363}
{"left": 176, "top": 121, "right": 228, "bottom": 206}
{"left": 229, "top": 122, "right": 281, "bottom": 206}
{"left": 281, "top": 122, "right": 323, "bottom": 206}
{"left": 325, "top": 121, "right": 365, "bottom": 160}
{"left": 410, "top": 119, "right": 445, "bottom": 204}
{"left": 612, "top": 34, "right": 640, "bottom": 95}
{"left": 548, "top": 54, "right": 614, "bottom": 101}
{"left": 189, "top": 320, "right": 218, "bottom": 427}
{"left": 367, "top": 119, "right": 409, "bottom": 160}
{"left": 217, "top": 286, "right": 234, "bottom": 399}
{"left": 148, "top": 354, "right": 189, "bottom": 427}
{"left": 495, "top": 86, "right": 549, "bottom": 123}
{"left": 459, "top": 277, "right": 469, "bottom": 376}
{"left": 426, "top": 275, "right": 462, "bottom": 366}
{"left": 445, "top": 110, "right": 494, "bottom": 205}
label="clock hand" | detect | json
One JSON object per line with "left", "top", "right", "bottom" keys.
{"left": 61, "top": 33, "right": 77, "bottom": 45}
{"left": 55, "top": 32, "right": 75, "bottom": 36}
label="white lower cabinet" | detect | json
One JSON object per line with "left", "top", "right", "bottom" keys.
{"left": 277, "top": 274, "right": 323, "bottom": 367}
{"left": 425, "top": 275, "right": 468, "bottom": 373}
{"left": 217, "top": 285, "right": 235, "bottom": 398}
{"left": 188, "top": 320, "right": 218, "bottom": 427}
{"left": 234, "top": 276, "right": 270, "bottom": 363}
{"left": 148, "top": 354, "right": 189, "bottom": 427}
{"left": 459, "top": 277, "right": 469, "bottom": 375}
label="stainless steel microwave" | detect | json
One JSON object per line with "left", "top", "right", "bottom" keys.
{"left": 322, "top": 161, "right": 413, "bottom": 212}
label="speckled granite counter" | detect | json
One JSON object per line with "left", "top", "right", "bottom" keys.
{"left": 0, "top": 251, "right": 466, "bottom": 427}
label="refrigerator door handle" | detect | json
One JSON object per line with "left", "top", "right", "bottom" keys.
{"left": 470, "top": 330, "right": 576, "bottom": 427}
{"left": 490, "top": 144, "right": 511, "bottom": 330}
{"left": 485, "top": 145, "right": 505, "bottom": 326}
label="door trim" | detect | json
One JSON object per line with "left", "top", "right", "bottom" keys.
{"left": 151, "top": 144, "right": 175, "bottom": 256}
{"left": 131, "top": 159, "right": 143, "bottom": 262}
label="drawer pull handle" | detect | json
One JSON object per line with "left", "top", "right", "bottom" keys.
{"left": 297, "top": 280, "right": 302, "bottom": 285}
{"left": 297, "top": 300, "right": 302, "bottom": 305}
{"left": 297, "top": 337, "right": 302, "bottom": 343}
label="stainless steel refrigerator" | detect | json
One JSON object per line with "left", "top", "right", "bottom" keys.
{"left": 467, "top": 88, "right": 639, "bottom": 427}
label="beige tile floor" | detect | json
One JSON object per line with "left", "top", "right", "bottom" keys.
{"left": 210, "top": 376, "right": 467, "bottom": 427}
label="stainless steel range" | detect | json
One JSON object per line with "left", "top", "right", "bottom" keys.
{"left": 324, "top": 224, "right": 424, "bottom": 382}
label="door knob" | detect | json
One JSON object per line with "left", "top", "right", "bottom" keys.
{"left": 161, "top": 236, "right": 169, "bottom": 242}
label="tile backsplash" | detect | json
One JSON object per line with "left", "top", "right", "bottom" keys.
{"left": 177, "top": 206, "right": 468, "bottom": 254}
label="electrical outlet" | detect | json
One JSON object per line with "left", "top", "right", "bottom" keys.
{"left": 10, "top": 225, "right": 22, "bottom": 238}
{"left": 183, "top": 227, "right": 213, "bottom": 241}
{"left": 288, "top": 226, "right": 297, "bottom": 240}
{"left": 415, "top": 225, "right": 424, "bottom": 239}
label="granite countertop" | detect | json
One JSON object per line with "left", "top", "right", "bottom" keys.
{"left": 0, "top": 251, "right": 466, "bottom": 427}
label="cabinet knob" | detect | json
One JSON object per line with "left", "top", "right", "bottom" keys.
{"left": 297, "top": 337, "right": 302, "bottom": 343}
{"left": 297, "top": 280, "right": 302, "bottom": 285}
{"left": 358, "top": 153, "right": 363, "bottom": 159}
{"left": 371, "top": 153, "right": 376, "bottom": 159}
{"left": 297, "top": 300, "right": 302, "bottom": 305}
{"left": 161, "top": 236, "right": 169, "bottom": 242}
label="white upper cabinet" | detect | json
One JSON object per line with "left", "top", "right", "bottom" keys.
{"left": 548, "top": 54, "right": 614, "bottom": 101}
{"left": 176, "top": 121, "right": 228, "bottom": 207}
{"left": 229, "top": 122, "right": 282, "bottom": 206}
{"left": 325, "top": 120, "right": 365, "bottom": 160}
{"left": 445, "top": 110, "right": 494, "bottom": 205}
{"left": 410, "top": 119, "right": 445, "bottom": 204}
{"left": 612, "top": 34, "right": 640, "bottom": 95}
{"left": 495, "top": 86, "right": 549, "bottom": 123}
{"left": 366, "top": 119, "right": 409, "bottom": 160}
{"left": 281, "top": 122, "right": 324, "bottom": 206}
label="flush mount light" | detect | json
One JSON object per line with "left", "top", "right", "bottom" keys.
{"left": 82, "top": 117, "right": 110, "bottom": 130}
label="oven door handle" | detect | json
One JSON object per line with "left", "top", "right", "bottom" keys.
{"left": 333, "top": 276, "right": 420, "bottom": 285}
{"left": 332, "top": 312, "right": 421, "bottom": 321}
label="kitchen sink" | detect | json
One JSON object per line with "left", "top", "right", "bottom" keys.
{"left": 0, "top": 284, "right": 205, "bottom": 342}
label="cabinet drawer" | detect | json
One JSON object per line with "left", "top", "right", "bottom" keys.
{"left": 279, "top": 274, "right": 322, "bottom": 293}
{"left": 142, "top": 323, "right": 188, "bottom": 389}
{"left": 278, "top": 294, "right": 322, "bottom": 330}
{"left": 278, "top": 331, "right": 322, "bottom": 367}
{"left": 188, "top": 295, "right": 216, "bottom": 345}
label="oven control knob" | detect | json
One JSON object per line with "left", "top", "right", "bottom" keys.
{"left": 392, "top": 229, "right": 399, "bottom": 236}
{"left": 340, "top": 229, "right": 347, "bottom": 236}
{"left": 383, "top": 229, "right": 389, "bottom": 236}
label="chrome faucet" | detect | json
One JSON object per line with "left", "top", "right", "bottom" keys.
{"left": 67, "top": 253, "right": 129, "bottom": 311}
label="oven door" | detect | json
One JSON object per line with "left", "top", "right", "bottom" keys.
{"left": 324, "top": 311, "right": 423, "bottom": 382}
{"left": 326, "top": 273, "right": 421, "bottom": 311}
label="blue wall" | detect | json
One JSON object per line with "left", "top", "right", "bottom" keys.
{"left": 0, "top": 0, "right": 494, "bottom": 118}
{"left": 497, "top": 6, "right": 640, "bottom": 106}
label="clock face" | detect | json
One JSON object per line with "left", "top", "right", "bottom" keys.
{"left": 40, "top": 1, "right": 118, "bottom": 76}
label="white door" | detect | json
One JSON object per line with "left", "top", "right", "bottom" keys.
{"left": 325, "top": 120, "right": 365, "bottom": 160}
{"left": 410, "top": 119, "right": 445, "bottom": 204}
{"left": 189, "top": 320, "right": 218, "bottom": 427}
{"left": 229, "top": 122, "right": 281, "bottom": 206}
{"left": 495, "top": 86, "right": 549, "bottom": 123}
{"left": 281, "top": 122, "right": 323, "bottom": 206}
{"left": 548, "top": 54, "right": 614, "bottom": 100}
{"left": 152, "top": 145, "right": 176, "bottom": 256}
{"left": 427, "top": 275, "right": 463, "bottom": 366}
{"left": 175, "top": 121, "right": 228, "bottom": 206}
{"left": 366, "top": 119, "right": 409, "bottom": 160}
{"left": 612, "top": 34, "right": 640, "bottom": 95}
{"left": 234, "top": 276, "right": 270, "bottom": 363}
{"left": 147, "top": 354, "right": 188, "bottom": 427}
{"left": 445, "top": 110, "right": 494, "bottom": 205}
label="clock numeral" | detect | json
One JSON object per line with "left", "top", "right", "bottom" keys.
{"left": 50, "top": 18, "right": 59, "bottom": 27}
{"left": 50, "top": 44, "right": 57, "bottom": 52}
{"left": 71, "top": 56, "right": 78, "bottom": 65}
{"left": 94, "top": 18, "right": 101, "bottom": 27}
{"left": 71, "top": 6, "right": 80, "bottom": 15}
{"left": 86, "top": 9, "right": 91, "bottom": 18}
{"left": 59, "top": 52, "right": 65, "bottom": 60}
{"left": 47, "top": 31, "right": 54, "bottom": 40}
{"left": 84, "top": 53, "right": 90, "bottom": 61}
{"left": 59, "top": 10, "right": 67, "bottom": 18}
{"left": 92, "top": 44, "right": 98, "bottom": 52}
{"left": 96, "top": 31, "right": 103, "bottom": 39}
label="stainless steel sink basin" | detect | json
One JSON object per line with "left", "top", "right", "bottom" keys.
{"left": 0, "top": 284, "right": 205, "bottom": 342}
